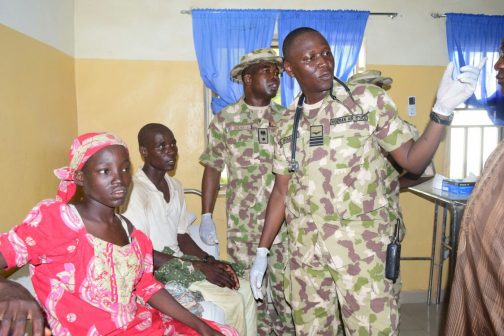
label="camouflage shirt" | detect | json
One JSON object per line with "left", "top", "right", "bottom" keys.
{"left": 273, "top": 83, "right": 415, "bottom": 225}
{"left": 200, "top": 97, "right": 286, "bottom": 243}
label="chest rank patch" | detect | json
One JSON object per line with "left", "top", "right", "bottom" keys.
{"left": 330, "top": 114, "right": 368, "bottom": 125}
{"left": 258, "top": 128, "right": 268, "bottom": 144}
{"left": 310, "top": 125, "right": 324, "bottom": 147}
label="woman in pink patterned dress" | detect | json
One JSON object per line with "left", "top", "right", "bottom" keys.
{"left": 0, "top": 132, "right": 238, "bottom": 336}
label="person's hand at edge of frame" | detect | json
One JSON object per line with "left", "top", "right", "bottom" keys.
{"left": 0, "top": 278, "right": 47, "bottom": 336}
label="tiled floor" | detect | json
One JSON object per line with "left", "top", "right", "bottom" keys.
{"left": 400, "top": 303, "right": 446, "bottom": 335}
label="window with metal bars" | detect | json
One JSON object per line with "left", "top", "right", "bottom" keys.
{"left": 448, "top": 108, "right": 503, "bottom": 179}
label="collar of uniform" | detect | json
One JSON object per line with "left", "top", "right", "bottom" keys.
{"left": 240, "top": 96, "right": 273, "bottom": 121}
{"left": 329, "top": 81, "right": 351, "bottom": 102}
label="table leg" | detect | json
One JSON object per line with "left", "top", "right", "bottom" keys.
{"left": 427, "top": 200, "right": 439, "bottom": 305}
{"left": 436, "top": 205, "right": 449, "bottom": 304}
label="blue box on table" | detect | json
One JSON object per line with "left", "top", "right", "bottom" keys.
{"left": 442, "top": 179, "right": 476, "bottom": 195}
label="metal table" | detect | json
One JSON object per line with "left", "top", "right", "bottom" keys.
{"left": 406, "top": 180, "right": 470, "bottom": 304}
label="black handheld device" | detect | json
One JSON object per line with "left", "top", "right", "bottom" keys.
{"left": 385, "top": 219, "right": 401, "bottom": 283}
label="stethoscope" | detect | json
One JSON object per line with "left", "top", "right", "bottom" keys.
{"left": 288, "top": 76, "right": 366, "bottom": 172}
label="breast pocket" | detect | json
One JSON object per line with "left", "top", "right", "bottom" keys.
{"left": 225, "top": 127, "right": 256, "bottom": 167}
{"left": 327, "top": 123, "right": 388, "bottom": 218}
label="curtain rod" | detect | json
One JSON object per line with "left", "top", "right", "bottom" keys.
{"left": 431, "top": 12, "right": 446, "bottom": 18}
{"left": 180, "top": 9, "right": 398, "bottom": 18}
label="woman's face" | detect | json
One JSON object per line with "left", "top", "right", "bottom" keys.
{"left": 78, "top": 145, "right": 131, "bottom": 208}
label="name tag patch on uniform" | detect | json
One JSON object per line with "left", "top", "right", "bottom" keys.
{"left": 225, "top": 124, "right": 253, "bottom": 132}
{"left": 258, "top": 128, "right": 268, "bottom": 144}
{"left": 310, "top": 125, "right": 324, "bottom": 147}
{"left": 330, "top": 114, "right": 368, "bottom": 125}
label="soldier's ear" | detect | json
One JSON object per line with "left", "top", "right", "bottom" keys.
{"left": 243, "top": 73, "right": 253, "bottom": 86}
{"left": 283, "top": 61, "right": 295, "bottom": 78}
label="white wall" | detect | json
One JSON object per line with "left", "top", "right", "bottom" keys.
{"left": 74, "top": 0, "right": 504, "bottom": 65}
{"left": 0, "top": 0, "right": 74, "bottom": 55}
{"left": 2, "top": 0, "right": 502, "bottom": 64}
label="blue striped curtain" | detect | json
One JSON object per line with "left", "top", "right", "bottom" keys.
{"left": 192, "top": 9, "right": 278, "bottom": 113}
{"left": 278, "top": 10, "right": 369, "bottom": 106}
{"left": 446, "top": 13, "right": 504, "bottom": 123}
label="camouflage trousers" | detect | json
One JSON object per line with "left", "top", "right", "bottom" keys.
{"left": 228, "top": 240, "right": 295, "bottom": 336}
{"left": 287, "top": 215, "right": 400, "bottom": 336}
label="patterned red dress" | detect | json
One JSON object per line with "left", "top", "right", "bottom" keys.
{"left": 0, "top": 200, "right": 237, "bottom": 336}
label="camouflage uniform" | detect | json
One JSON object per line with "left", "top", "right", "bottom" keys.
{"left": 272, "top": 83, "right": 415, "bottom": 335}
{"left": 200, "top": 97, "right": 295, "bottom": 335}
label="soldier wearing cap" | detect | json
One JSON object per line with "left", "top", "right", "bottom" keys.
{"left": 199, "top": 48, "right": 295, "bottom": 335}
{"left": 250, "top": 27, "right": 483, "bottom": 335}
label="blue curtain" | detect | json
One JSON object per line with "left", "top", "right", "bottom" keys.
{"left": 192, "top": 9, "right": 278, "bottom": 113}
{"left": 446, "top": 13, "right": 504, "bottom": 123}
{"left": 277, "top": 10, "right": 369, "bottom": 106}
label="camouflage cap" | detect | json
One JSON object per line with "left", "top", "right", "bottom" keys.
{"left": 230, "top": 48, "right": 283, "bottom": 82}
{"left": 347, "top": 70, "right": 393, "bottom": 89}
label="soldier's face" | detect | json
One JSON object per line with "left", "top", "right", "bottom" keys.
{"left": 141, "top": 128, "right": 178, "bottom": 172}
{"left": 496, "top": 40, "right": 504, "bottom": 94}
{"left": 284, "top": 31, "right": 335, "bottom": 95}
{"left": 244, "top": 62, "right": 280, "bottom": 99}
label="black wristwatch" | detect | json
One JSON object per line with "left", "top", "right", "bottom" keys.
{"left": 430, "top": 111, "right": 453, "bottom": 125}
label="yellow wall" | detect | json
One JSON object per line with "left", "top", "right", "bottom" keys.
{"left": 75, "top": 59, "right": 448, "bottom": 290}
{"left": 372, "top": 65, "right": 449, "bottom": 290}
{"left": 74, "top": 59, "right": 231, "bottom": 254}
{"left": 0, "top": 24, "right": 77, "bottom": 230}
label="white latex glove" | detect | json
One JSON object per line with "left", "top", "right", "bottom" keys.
{"left": 432, "top": 58, "right": 486, "bottom": 116}
{"left": 250, "top": 247, "right": 269, "bottom": 301}
{"left": 199, "top": 213, "right": 219, "bottom": 245}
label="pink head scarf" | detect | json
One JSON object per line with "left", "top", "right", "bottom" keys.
{"left": 54, "top": 132, "right": 128, "bottom": 203}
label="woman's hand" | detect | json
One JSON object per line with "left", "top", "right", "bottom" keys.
{"left": 0, "top": 278, "right": 45, "bottom": 336}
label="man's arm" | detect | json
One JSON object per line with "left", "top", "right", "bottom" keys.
{"left": 199, "top": 166, "right": 221, "bottom": 245}
{"left": 201, "top": 165, "right": 221, "bottom": 214}
{"left": 258, "top": 174, "right": 290, "bottom": 249}
{"left": 178, "top": 233, "right": 209, "bottom": 259}
{"left": 250, "top": 174, "right": 290, "bottom": 300}
{"left": 153, "top": 250, "right": 177, "bottom": 269}
{"left": 389, "top": 122, "right": 446, "bottom": 176}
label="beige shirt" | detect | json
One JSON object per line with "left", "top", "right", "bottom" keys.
{"left": 123, "top": 169, "right": 189, "bottom": 256}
